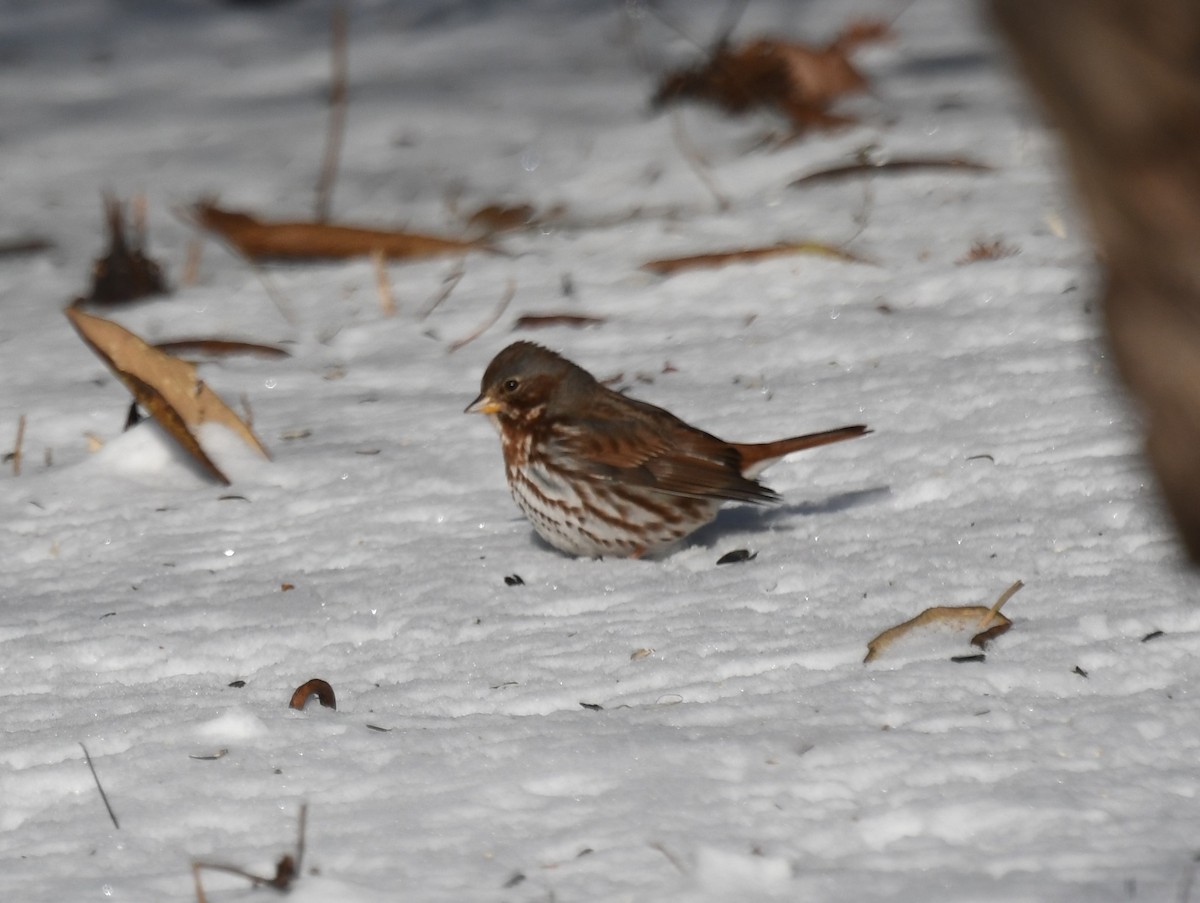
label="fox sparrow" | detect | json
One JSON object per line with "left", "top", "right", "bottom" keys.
{"left": 466, "top": 341, "right": 869, "bottom": 558}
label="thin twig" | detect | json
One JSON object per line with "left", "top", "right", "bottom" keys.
{"left": 132, "top": 192, "right": 149, "bottom": 250}
{"left": 711, "top": 0, "right": 750, "bottom": 47}
{"left": 1180, "top": 851, "right": 1200, "bottom": 903}
{"left": 80, "top": 743, "right": 120, "bottom": 829}
{"left": 8, "top": 414, "right": 26, "bottom": 476}
{"left": 240, "top": 393, "right": 255, "bottom": 431}
{"left": 419, "top": 261, "right": 465, "bottom": 320}
{"left": 192, "top": 859, "right": 209, "bottom": 903}
{"left": 180, "top": 236, "right": 204, "bottom": 287}
{"left": 315, "top": 2, "right": 349, "bottom": 222}
{"left": 192, "top": 804, "right": 307, "bottom": 903}
{"left": 789, "top": 156, "right": 993, "bottom": 188}
{"left": 0, "top": 236, "right": 53, "bottom": 257}
{"left": 670, "top": 110, "right": 730, "bottom": 211}
{"left": 247, "top": 258, "right": 298, "bottom": 327}
{"left": 650, "top": 842, "right": 689, "bottom": 875}
{"left": 836, "top": 177, "right": 875, "bottom": 249}
{"left": 193, "top": 861, "right": 277, "bottom": 890}
{"left": 173, "top": 203, "right": 298, "bottom": 326}
{"left": 615, "top": 0, "right": 654, "bottom": 75}
{"left": 372, "top": 249, "right": 397, "bottom": 316}
{"left": 637, "top": 0, "right": 712, "bottom": 56}
{"left": 447, "top": 278, "right": 516, "bottom": 353}
{"left": 295, "top": 803, "right": 308, "bottom": 876}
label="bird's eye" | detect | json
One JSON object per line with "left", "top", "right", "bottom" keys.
{"left": 503, "top": 378, "right": 520, "bottom": 392}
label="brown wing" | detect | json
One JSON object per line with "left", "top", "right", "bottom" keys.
{"left": 547, "top": 393, "right": 777, "bottom": 504}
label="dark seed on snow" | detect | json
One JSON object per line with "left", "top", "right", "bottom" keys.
{"left": 716, "top": 549, "right": 756, "bottom": 565}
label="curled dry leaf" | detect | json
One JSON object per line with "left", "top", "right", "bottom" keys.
{"left": 653, "top": 20, "right": 892, "bottom": 132}
{"left": 643, "top": 240, "right": 873, "bottom": 275}
{"left": 190, "top": 201, "right": 491, "bottom": 261}
{"left": 864, "top": 580, "right": 1023, "bottom": 663}
{"left": 65, "top": 308, "right": 271, "bottom": 486}
{"left": 289, "top": 678, "right": 337, "bottom": 711}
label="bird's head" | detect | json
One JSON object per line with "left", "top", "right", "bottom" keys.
{"left": 465, "top": 341, "right": 593, "bottom": 425}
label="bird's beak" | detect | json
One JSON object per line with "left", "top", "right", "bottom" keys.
{"left": 465, "top": 393, "right": 502, "bottom": 415}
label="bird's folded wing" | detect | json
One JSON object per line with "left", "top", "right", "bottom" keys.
{"left": 551, "top": 416, "right": 775, "bottom": 504}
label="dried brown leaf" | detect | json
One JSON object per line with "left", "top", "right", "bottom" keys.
{"left": 289, "top": 678, "right": 337, "bottom": 711}
{"left": 153, "top": 339, "right": 291, "bottom": 359}
{"left": 190, "top": 201, "right": 490, "bottom": 261}
{"left": 864, "top": 580, "right": 1023, "bottom": 663}
{"left": 512, "top": 313, "right": 606, "bottom": 330}
{"left": 789, "top": 155, "right": 994, "bottom": 188}
{"left": 653, "top": 22, "right": 885, "bottom": 131}
{"left": 65, "top": 308, "right": 270, "bottom": 486}
{"left": 643, "top": 240, "right": 872, "bottom": 275}
{"left": 464, "top": 203, "right": 538, "bottom": 235}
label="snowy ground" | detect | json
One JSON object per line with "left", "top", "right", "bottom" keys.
{"left": 4, "top": 1, "right": 1200, "bottom": 901}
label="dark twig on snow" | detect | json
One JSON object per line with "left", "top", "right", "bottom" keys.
{"left": 80, "top": 742, "right": 120, "bottom": 829}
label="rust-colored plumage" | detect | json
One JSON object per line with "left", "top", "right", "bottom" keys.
{"left": 467, "top": 342, "right": 868, "bottom": 558}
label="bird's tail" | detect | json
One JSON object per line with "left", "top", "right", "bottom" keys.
{"left": 734, "top": 425, "right": 870, "bottom": 479}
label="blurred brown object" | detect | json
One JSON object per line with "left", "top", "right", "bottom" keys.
{"left": 89, "top": 195, "right": 168, "bottom": 305}
{"left": 994, "top": 0, "right": 1200, "bottom": 562}
{"left": 652, "top": 21, "right": 890, "bottom": 133}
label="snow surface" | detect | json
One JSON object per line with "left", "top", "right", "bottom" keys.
{"left": 3, "top": 1, "right": 1200, "bottom": 901}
